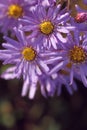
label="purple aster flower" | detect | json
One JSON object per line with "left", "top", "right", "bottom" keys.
{"left": 0, "top": 27, "right": 50, "bottom": 99}
{"left": 0, "top": 0, "right": 38, "bottom": 34}
{"left": 48, "top": 33, "right": 87, "bottom": 87}
{"left": 19, "top": 4, "right": 74, "bottom": 49}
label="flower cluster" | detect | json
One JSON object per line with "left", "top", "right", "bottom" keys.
{"left": 0, "top": 0, "right": 87, "bottom": 99}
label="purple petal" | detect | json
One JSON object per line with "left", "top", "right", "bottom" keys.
{"left": 21, "top": 75, "right": 29, "bottom": 96}
{"left": 80, "top": 65, "right": 87, "bottom": 87}
{"left": 49, "top": 60, "right": 68, "bottom": 75}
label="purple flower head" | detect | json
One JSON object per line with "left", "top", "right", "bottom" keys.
{"left": 19, "top": 4, "right": 74, "bottom": 49}
{"left": 48, "top": 32, "right": 87, "bottom": 87}
{"left": 0, "top": 0, "right": 38, "bottom": 34}
{"left": 0, "top": 27, "right": 50, "bottom": 99}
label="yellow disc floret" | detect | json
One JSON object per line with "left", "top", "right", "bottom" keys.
{"left": 8, "top": 4, "right": 23, "bottom": 19}
{"left": 40, "top": 21, "right": 54, "bottom": 35}
{"left": 69, "top": 46, "right": 86, "bottom": 63}
{"left": 22, "top": 47, "right": 36, "bottom": 61}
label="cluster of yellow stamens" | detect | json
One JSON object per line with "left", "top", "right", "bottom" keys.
{"left": 7, "top": 4, "right": 23, "bottom": 19}
{"left": 22, "top": 47, "right": 36, "bottom": 61}
{"left": 69, "top": 46, "right": 86, "bottom": 63}
{"left": 40, "top": 21, "right": 54, "bottom": 35}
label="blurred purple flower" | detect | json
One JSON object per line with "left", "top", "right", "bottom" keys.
{"left": 0, "top": 0, "right": 37, "bottom": 34}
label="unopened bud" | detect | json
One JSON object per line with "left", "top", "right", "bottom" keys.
{"left": 75, "top": 13, "right": 87, "bottom": 23}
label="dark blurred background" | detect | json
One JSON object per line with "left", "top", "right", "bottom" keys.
{"left": 0, "top": 75, "right": 87, "bottom": 130}
{"left": 0, "top": 0, "right": 87, "bottom": 130}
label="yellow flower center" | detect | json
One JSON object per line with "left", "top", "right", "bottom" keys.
{"left": 22, "top": 47, "right": 36, "bottom": 61}
{"left": 8, "top": 4, "right": 23, "bottom": 19}
{"left": 69, "top": 46, "right": 86, "bottom": 63}
{"left": 40, "top": 21, "right": 54, "bottom": 35}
